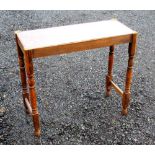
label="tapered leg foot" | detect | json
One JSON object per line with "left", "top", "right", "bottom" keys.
{"left": 121, "top": 93, "right": 130, "bottom": 116}
{"left": 121, "top": 108, "right": 128, "bottom": 115}
{"left": 32, "top": 113, "right": 41, "bottom": 137}
{"left": 105, "top": 91, "right": 111, "bottom": 97}
{"left": 34, "top": 129, "right": 41, "bottom": 137}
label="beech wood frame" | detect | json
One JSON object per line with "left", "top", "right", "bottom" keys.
{"left": 15, "top": 32, "right": 137, "bottom": 137}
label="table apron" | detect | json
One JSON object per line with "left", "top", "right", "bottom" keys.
{"left": 21, "top": 34, "right": 133, "bottom": 58}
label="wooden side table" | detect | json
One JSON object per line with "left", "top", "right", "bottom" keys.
{"left": 15, "top": 19, "right": 137, "bottom": 136}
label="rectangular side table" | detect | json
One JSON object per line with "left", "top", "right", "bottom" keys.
{"left": 15, "top": 19, "right": 137, "bottom": 136}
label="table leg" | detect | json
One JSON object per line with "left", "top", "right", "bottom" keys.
{"left": 25, "top": 50, "right": 41, "bottom": 136}
{"left": 106, "top": 45, "right": 114, "bottom": 96}
{"left": 122, "top": 34, "right": 137, "bottom": 115}
{"left": 16, "top": 37, "right": 30, "bottom": 114}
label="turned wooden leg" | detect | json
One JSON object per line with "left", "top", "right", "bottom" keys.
{"left": 122, "top": 34, "right": 137, "bottom": 115}
{"left": 24, "top": 50, "right": 41, "bottom": 136}
{"left": 106, "top": 45, "right": 114, "bottom": 96}
{"left": 16, "top": 35, "right": 30, "bottom": 114}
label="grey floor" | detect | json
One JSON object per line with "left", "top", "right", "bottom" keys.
{"left": 0, "top": 11, "right": 155, "bottom": 144}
